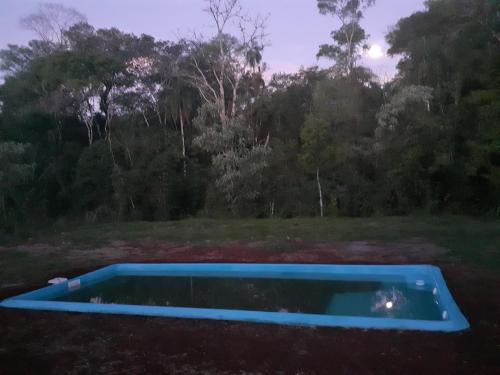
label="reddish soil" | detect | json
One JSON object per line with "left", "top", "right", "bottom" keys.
{"left": 1, "top": 245, "right": 499, "bottom": 375}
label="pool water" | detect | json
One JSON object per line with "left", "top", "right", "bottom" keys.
{"left": 52, "top": 276, "right": 443, "bottom": 321}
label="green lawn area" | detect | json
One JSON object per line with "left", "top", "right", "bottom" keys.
{"left": 62, "top": 216, "right": 500, "bottom": 266}
{"left": 1, "top": 215, "right": 499, "bottom": 287}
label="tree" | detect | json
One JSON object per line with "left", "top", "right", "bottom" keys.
{"left": 376, "top": 85, "right": 433, "bottom": 131}
{"left": 124, "top": 40, "right": 199, "bottom": 176}
{"left": 300, "top": 115, "right": 335, "bottom": 217}
{"left": 20, "top": 2, "right": 86, "bottom": 46}
{"left": 316, "top": 0, "right": 375, "bottom": 76}
{"left": 386, "top": 0, "right": 499, "bottom": 105}
{"left": 385, "top": 0, "right": 500, "bottom": 213}
{"left": 188, "top": 0, "right": 270, "bottom": 213}
{"left": 374, "top": 85, "right": 438, "bottom": 212}
{"left": 0, "top": 142, "right": 33, "bottom": 228}
{"left": 188, "top": 0, "right": 266, "bottom": 126}
{"left": 256, "top": 68, "right": 326, "bottom": 217}
{"left": 300, "top": 75, "right": 382, "bottom": 216}
{"left": 2, "top": 0, "right": 499, "bottom": 227}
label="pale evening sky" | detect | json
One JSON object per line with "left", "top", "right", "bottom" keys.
{"left": 0, "top": 0, "right": 426, "bottom": 80}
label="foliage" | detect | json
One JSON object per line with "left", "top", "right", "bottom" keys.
{"left": 189, "top": 1, "right": 270, "bottom": 213}
{"left": 0, "top": 0, "right": 499, "bottom": 231}
{"left": 316, "top": 0, "right": 376, "bottom": 75}
{"left": 0, "top": 142, "right": 34, "bottom": 229}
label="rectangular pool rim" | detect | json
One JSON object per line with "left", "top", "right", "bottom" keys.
{"left": 0, "top": 263, "right": 469, "bottom": 332}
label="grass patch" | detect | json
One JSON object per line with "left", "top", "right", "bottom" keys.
{"left": 28, "top": 216, "right": 500, "bottom": 267}
{"left": 43, "top": 215, "right": 496, "bottom": 244}
{"left": 0, "top": 215, "right": 499, "bottom": 286}
{"left": 0, "top": 250, "right": 71, "bottom": 287}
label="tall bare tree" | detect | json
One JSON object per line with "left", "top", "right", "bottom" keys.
{"left": 189, "top": 0, "right": 270, "bottom": 212}
{"left": 20, "top": 2, "right": 86, "bottom": 46}
{"left": 188, "top": 0, "right": 266, "bottom": 126}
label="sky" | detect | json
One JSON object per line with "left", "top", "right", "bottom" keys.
{"left": 0, "top": 0, "right": 427, "bottom": 80}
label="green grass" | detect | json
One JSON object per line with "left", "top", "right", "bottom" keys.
{"left": 1, "top": 215, "right": 499, "bottom": 286}
{"left": 39, "top": 215, "right": 494, "bottom": 241}
{"left": 27, "top": 215, "right": 500, "bottom": 266}
{"left": 0, "top": 250, "right": 72, "bottom": 286}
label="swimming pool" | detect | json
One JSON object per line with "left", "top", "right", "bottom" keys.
{"left": 0, "top": 264, "right": 469, "bottom": 331}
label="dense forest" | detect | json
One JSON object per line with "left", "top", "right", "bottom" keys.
{"left": 0, "top": 0, "right": 499, "bottom": 231}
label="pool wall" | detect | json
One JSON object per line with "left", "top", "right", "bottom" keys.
{"left": 0, "top": 264, "right": 469, "bottom": 332}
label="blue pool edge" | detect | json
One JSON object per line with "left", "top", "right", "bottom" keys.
{"left": 0, "top": 263, "right": 470, "bottom": 332}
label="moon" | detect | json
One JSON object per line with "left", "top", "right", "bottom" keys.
{"left": 367, "top": 44, "right": 384, "bottom": 59}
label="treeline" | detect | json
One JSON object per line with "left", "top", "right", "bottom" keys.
{"left": 0, "top": 0, "right": 499, "bottom": 231}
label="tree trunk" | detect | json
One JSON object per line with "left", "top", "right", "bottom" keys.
{"left": 179, "top": 107, "right": 187, "bottom": 177}
{"left": 141, "top": 111, "right": 151, "bottom": 127}
{"left": 0, "top": 194, "right": 5, "bottom": 222}
{"left": 106, "top": 112, "right": 116, "bottom": 165}
{"left": 56, "top": 119, "right": 63, "bottom": 145}
{"left": 84, "top": 120, "right": 93, "bottom": 146}
{"left": 316, "top": 167, "right": 324, "bottom": 218}
{"left": 100, "top": 85, "right": 112, "bottom": 139}
{"left": 454, "top": 73, "right": 462, "bottom": 106}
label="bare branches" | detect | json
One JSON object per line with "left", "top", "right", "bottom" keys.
{"left": 206, "top": 0, "right": 240, "bottom": 35}
{"left": 191, "top": 54, "right": 219, "bottom": 103}
{"left": 187, "top": 0, "right": 267, "bottom": 126}
{"left": 20, "top": 3, "right": 86, "bottom": 46}
{"left": 189, "top": 0, "right": 270, "bottom": 210}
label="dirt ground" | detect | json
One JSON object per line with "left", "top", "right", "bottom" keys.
{"left": 1, "top": 242, "right": 499, "bottom": 375}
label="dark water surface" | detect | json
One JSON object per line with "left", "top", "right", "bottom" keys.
{"left": 52, "top": 276, "right": 443, "bottom": 320}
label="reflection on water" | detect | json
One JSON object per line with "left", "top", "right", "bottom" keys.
{"left": 53, "top": 276, "right": 444, "bottom": 321}
{"left": 371, "top": 287, "right": 407, "bottom": 313}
